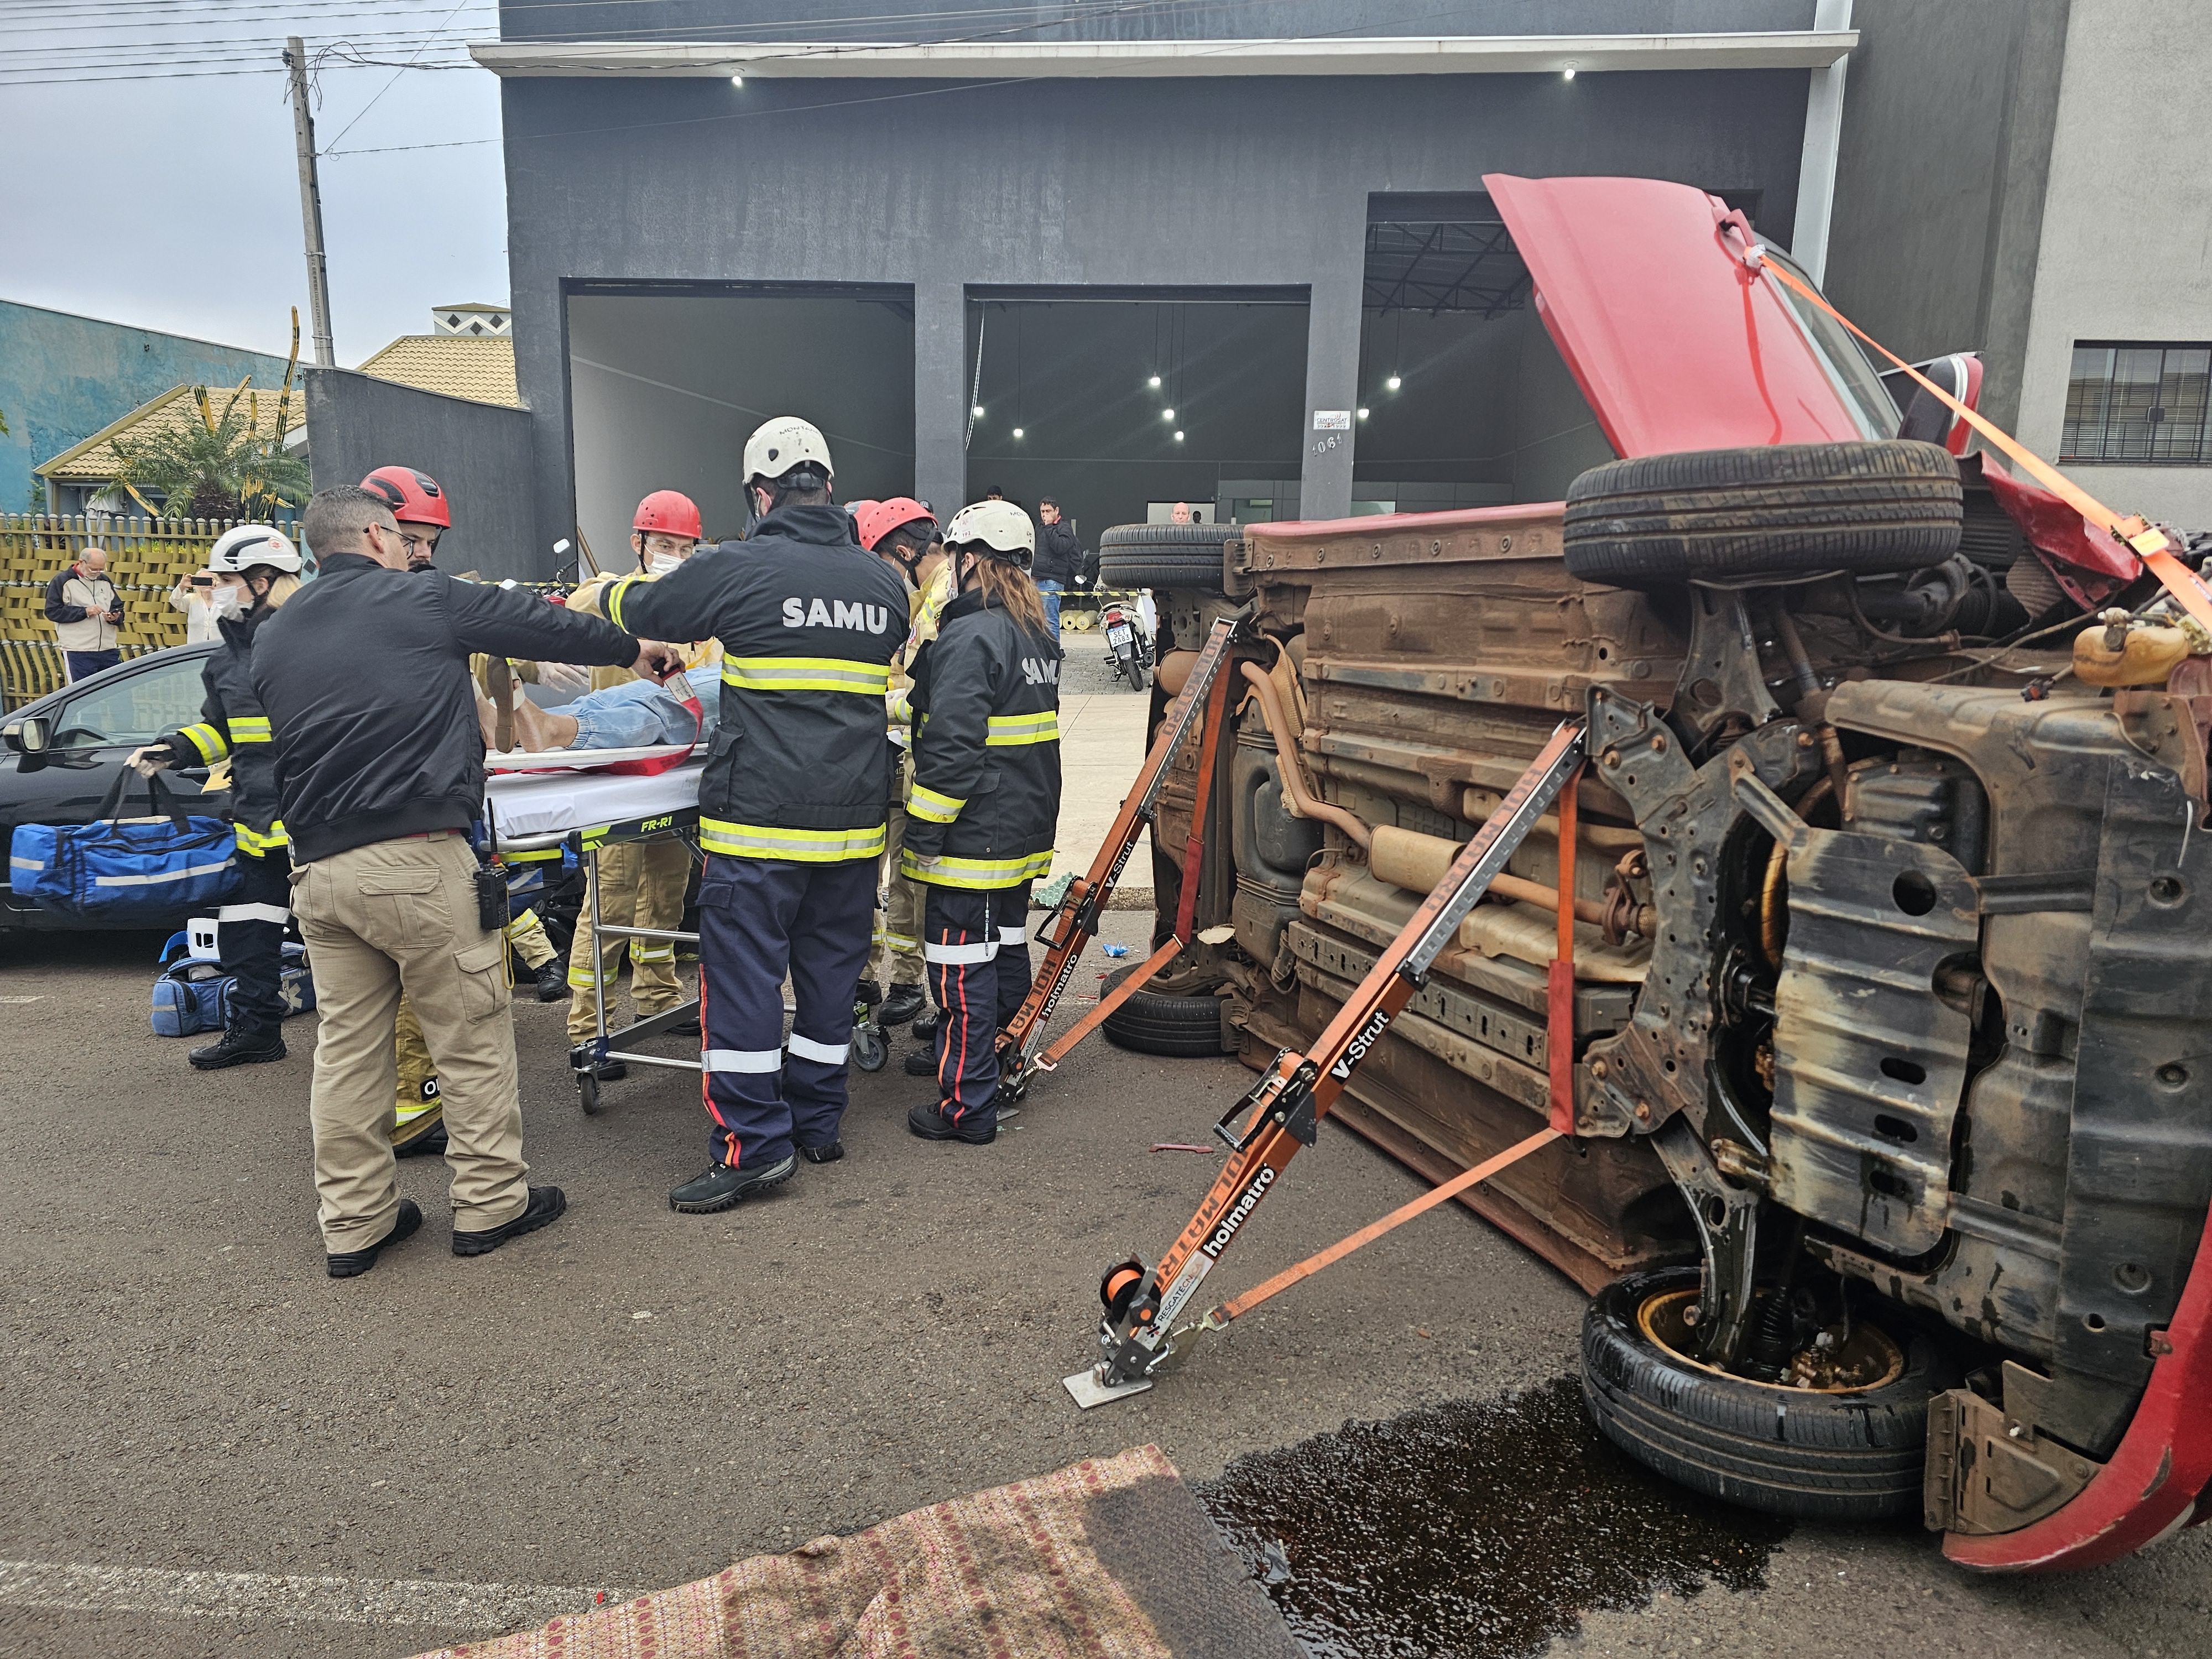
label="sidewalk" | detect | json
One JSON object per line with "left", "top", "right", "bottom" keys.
{"left": 1050, "top": 627, "right": 1152, "bottom": 903}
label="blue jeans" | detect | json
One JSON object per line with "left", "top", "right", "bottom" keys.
{"left": 549, "top": 665, "right": 720, "bottom": 748}
{"left": 1036, "top": 580, "right": 1064, "bottom": 637}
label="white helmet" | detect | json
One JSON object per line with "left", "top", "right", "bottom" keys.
{"left": 743, "top": 416, "right": 834, "bottom": 488}
{"left": 943, "top": 500, "right": 1035, "bottom": 568}
{"left": 207, "top": 524, "right": 303, "bottom": 575}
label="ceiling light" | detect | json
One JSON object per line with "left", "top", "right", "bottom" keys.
{"left": 731, "top": 74, "right": 744, "bottom": 87}
{"left": 1358, "top": 406, "right": 1370, "bottom": 420}
{"left": 1162, "top": 408, "right": 1175, "bottom": 421}
{"left": 1173, "top": 430, "right": 1185, "bottom": 442}
{"left": 972, "top": 405, "right": 985, "bottom": 419}
{"left": 1012, "top": 427, "right": 1024, "bottom": 439}
{"left": 1562, "top": 65, "right": 1577, "bottom": 81}
{"left": 1148, "top": 374, "right": 1161, "bottom": 388}
{"left": 1386, "top": 374, "right": 1401, "bottom": 391}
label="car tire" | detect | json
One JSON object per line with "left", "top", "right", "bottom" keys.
{"left": 1580, "top": 1266, "right": 1956, "bottom": 1521}
{"left": 1098, "top": 523, "right": 1233, "bottom": 594}
{"left": 1562, "top": 440, "right": 1963, "bottom": 587}
{"left": 1100, "top": 962, "right": 1228, "bottom": 1058}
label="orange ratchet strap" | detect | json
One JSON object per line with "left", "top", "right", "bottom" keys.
{"left": 1753, "top": 252, "right": 2211, "bottom": 634}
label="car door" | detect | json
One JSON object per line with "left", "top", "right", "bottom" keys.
{"left": 1, "top": 648, "right": 226, "bottom": 924}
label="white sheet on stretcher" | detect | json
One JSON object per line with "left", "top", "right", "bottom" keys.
{"left": 482, "top": 744, "right": 688, "bottom": 773}
{"left": 485, "top": 759, "right": 705, "bottom": 847}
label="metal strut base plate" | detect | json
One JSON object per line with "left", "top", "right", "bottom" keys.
{"left": 1062, "top": 1368, "right": 1155, "bottom": 1410}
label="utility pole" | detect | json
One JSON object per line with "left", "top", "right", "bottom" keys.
{"left": 285, "top": 36, "right": 336, "bottom": 368}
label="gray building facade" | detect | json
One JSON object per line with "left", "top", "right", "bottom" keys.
{"left": 446, "top": 1, "right": 1856, "bottom": 577}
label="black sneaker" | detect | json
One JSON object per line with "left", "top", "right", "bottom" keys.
{"left": 533, "top": 961, "right": 567, "bottom": 1002}
{"left": 799, "top": 1140, "right": 844, "bottom": 1165}
{"left": 879, "top": 984, "right": 927, "bottom": 1026}
{"left": 327, "top": 1199, "right": 422, "bottom": 1279}
{"left": 669, "top": 1155, "right": 797, "bottom": 1214}
{"left": 907, "top": 1102, "right": 995, "bottom": 1145}
{"left": 453, "top": 1185, "right": 567, "bottom": 1256}
{"left": 189, "top": 1029, "right": 286, "bottom": 1070}
{"left": 903, "top": 1046, "right": 938, "bottom": 1077}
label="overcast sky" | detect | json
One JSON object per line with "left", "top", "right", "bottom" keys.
{"left": 0, "top": 2, "right": 510, "bottom": 364}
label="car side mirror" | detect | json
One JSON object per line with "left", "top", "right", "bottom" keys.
{"left": 3, "top": 717, "right": 48, "bottom": 754}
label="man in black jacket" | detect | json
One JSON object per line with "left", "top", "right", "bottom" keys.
{"left": 254, "top": 484, "right": 682, "bottom": 1279}
{"left": 603, "top": 417, "right": 908, "bottom": 1214}
{"left": 1032, "top": 499, "right": 1080, "bottom": 638}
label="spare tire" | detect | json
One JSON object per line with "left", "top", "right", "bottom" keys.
{"left": 1581, "top": 1266, "right": 1957, "bottom": 1521}
{"left": 1098, "top": 523, "right": 1233, "bottom": 594}
{"left": 1563, "top": 440, "right": 1962, "bottom": 587}
{"left": 1100, "top": 961, "right": 1230, "bottom": 1058}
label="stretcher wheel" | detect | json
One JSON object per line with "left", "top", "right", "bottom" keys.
{"left": 577, "top": 1069, "right": 602, "bottom": 1114}
{"left": 852, "top": 1022, "right": 888, "bottom": 1072}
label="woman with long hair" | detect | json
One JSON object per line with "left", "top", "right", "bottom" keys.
{"left": 900, "top": 500, "right": 1063, "bottom": 1145}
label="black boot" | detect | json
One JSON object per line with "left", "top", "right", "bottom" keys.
{"left": 879, "top": 984, "right": 927, "bottom": 1026}
{"left": 394, "top": 1117, "right": 447, "bottom": 1159}
{"left": 189, "top": 1027, "right": 286, "bottom": 1070}
{"left": 911, "top": 1006, "right": 939, "bottom": 1045}
{"left": 327, "top": 1199, "right": 422, "bottom": 1279}
{"left": 669, "top": 1154, "right": 798, "bottom": 1214}
{"left": 533, "top": 961, "right": 567, "bottom": 1002}
{"left": 799, "top": 1140, "right": 844, "bottom": 1165}
{"left": 453, "top": 1185, "right": 567, "bottom": 1256}
{"left": 904, "top": 1045, "right": 938, "bottom": 1077}
{"left": 907, "top": 1102, "right": 995, "bottom": 1145}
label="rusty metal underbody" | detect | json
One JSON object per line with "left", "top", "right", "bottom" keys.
{"left": 1168, "top": 503, "right": 2212, "bottom": 1466}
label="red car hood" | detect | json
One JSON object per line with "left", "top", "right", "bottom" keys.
{"left": 1485, "top": 174, "right": 1872, "bottom": 457}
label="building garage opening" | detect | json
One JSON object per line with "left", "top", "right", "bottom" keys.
{"left": 962, "top": 290, "right": 1306, "bottom": 538}
{"left": 566, "top": 283, "right": 915, "bottom": 573}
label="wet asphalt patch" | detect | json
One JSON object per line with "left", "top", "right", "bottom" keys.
{"left": 1197, "top": 1375, "right": 1790, "bottom": 1659}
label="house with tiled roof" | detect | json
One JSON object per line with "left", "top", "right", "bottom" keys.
{"left": 35, "top": 307, "right": 521, "bottom": 516}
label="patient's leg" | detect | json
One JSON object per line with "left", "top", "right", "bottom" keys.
{"left": 512, "top": 697, "right": 581, "bottom": 753}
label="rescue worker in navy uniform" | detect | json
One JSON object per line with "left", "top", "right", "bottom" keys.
{"left": 901, "top": 500, "right": 1063, "bottom": 1146}
{"left": 603, "top": 417, "right": 909, "bottom": 1212}
{"left": 127, "top": 524, "right": 306, "bottom": 1069}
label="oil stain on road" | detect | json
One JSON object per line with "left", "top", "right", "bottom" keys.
{"left": 1197, "top": 1375, "right": 1789, "bottom": 1658}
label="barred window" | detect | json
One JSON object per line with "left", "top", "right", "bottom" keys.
{"left": 2061, "top": 342, "right": 2212, "bottom": 464}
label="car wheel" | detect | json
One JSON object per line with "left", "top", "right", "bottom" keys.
{"left": 1099, "top": 962, "right": 1228, "bottom": 1058}
{"left": 1562, "top": 440, "right": 1963, "bottom": 587}
{"left": 1580, "top": 1266, "right": 1957, "bottom": 1521}
{"left": 1098, "top": 523, "right": 1233, "bottom": 594}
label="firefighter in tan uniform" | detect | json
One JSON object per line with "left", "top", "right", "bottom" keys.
{"left": 560, "top": 491, "right": 714, "bottom": 1072}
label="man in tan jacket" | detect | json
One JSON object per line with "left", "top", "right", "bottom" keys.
{"left": 44, "top": 547, "right": 122, "bottom": 681}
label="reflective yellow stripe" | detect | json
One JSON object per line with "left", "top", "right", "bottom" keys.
{"left": 631, "top": 943, "right": 676, "bottom": 963}
{"left": 180, "top": 723, "right": 228, "bottom": 763}
{"left": 722, "top": 657, "right": 891, "bottom": 696}
{"left": 232, "top": 729, "right": 273, "bottom": 744}
{"left": 228, "top": 716, "right": 271, "bottom": 737}
{"left": 503, "top": 847, "right": 564, "bottom": 862}
{"left": 985, "top": 711, "right": 1058, "bottom": 746}
{"left": 900, "top": 848, "right": 1055, "bottom": 890}
{"left": 233, "top": 820, "right": 288, "bottom": 854}
{"left": 907, "top": 783, "right": 964, "bottom": 824}
{"left": 699, "top": 817, "right": 888, "bottom": 863}
{"left": 605, "top": 576, "right": 641, "bottom": 631}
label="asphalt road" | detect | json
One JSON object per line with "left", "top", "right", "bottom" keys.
{"left": 2, "top": 920, "right": 2208, "bottom": 1659}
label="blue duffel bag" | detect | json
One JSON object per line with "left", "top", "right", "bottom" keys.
{"left": 10, "top": 770, "right": 242, "bottom": 924}
{"left": 152, "top": 934, "right": 316, "bottom": 1037}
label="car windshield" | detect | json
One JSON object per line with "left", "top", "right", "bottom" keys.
{"left": 51, "top": 654, "right": 206, "bottom": 747}
{"left": 1761, "top": 247, "right": 1902, "bottom": 441}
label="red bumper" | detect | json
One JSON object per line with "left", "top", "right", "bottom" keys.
{"left": 1946, "top": 1200, "right": 2212, "bottom": 1571}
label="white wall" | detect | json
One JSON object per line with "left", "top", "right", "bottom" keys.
{"left": 2015, "top": 0, "right": 2212, "bottom": 528}
{"left": 567, "top": 294, "right": 916, "bottom": 571}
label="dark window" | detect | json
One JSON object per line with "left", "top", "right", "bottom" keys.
{"left": 2062, "top": 342, "right": 2212, "bottom": 463}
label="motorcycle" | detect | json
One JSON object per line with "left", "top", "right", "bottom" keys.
{"left": 1098, "top": 593, "right": 1153, "bottom": 691}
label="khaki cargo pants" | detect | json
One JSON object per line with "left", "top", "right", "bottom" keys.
{"left": 565, "top": 837, "right": 691, "bottom": 1042}
{"left": 292, "top": 832, "right": 529, "bottom": 1250}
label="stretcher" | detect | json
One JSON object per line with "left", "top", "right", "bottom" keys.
{"left": 484, "top": 752, "right": 891, "bottom": 1112}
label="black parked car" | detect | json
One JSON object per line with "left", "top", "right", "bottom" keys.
{"left": 1, "top": 643, "right": 229, "bottom": 932}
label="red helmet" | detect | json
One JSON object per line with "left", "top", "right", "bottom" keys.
{"left": 855, "top": 497, "right": 935, "bottom": 554}
{"left": 360, "top": 466, "right": 450, "bottom": 529}
{"left": 633, "top": 489, "right": 703, "bottom": 540}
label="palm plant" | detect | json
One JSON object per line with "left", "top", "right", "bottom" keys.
{"left": 102, "top": 313, "right": 309, "bottom": 522}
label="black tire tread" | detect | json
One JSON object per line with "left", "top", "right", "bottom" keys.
{"left": 1563, "top": 440, "right": 1962, "bottom": 586}
{"left": 1098, "top": 522, "right": 1233, "bottom": 594}
{"left": 1099, "top": 961, "right": 1227, "bottom": 1057}
{"left": 1579, "top": 1266, "right": 1954, "bottom": 1521}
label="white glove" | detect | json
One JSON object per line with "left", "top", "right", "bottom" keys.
{"left": 537, "top": 661, "right": 591, "bottom": 693}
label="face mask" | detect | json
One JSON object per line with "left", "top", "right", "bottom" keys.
{"left": 646, "top": 551, "right": 685, "bottom": 575}
{"left": 208, "top": 586, "right": 244, "bottom": 619}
